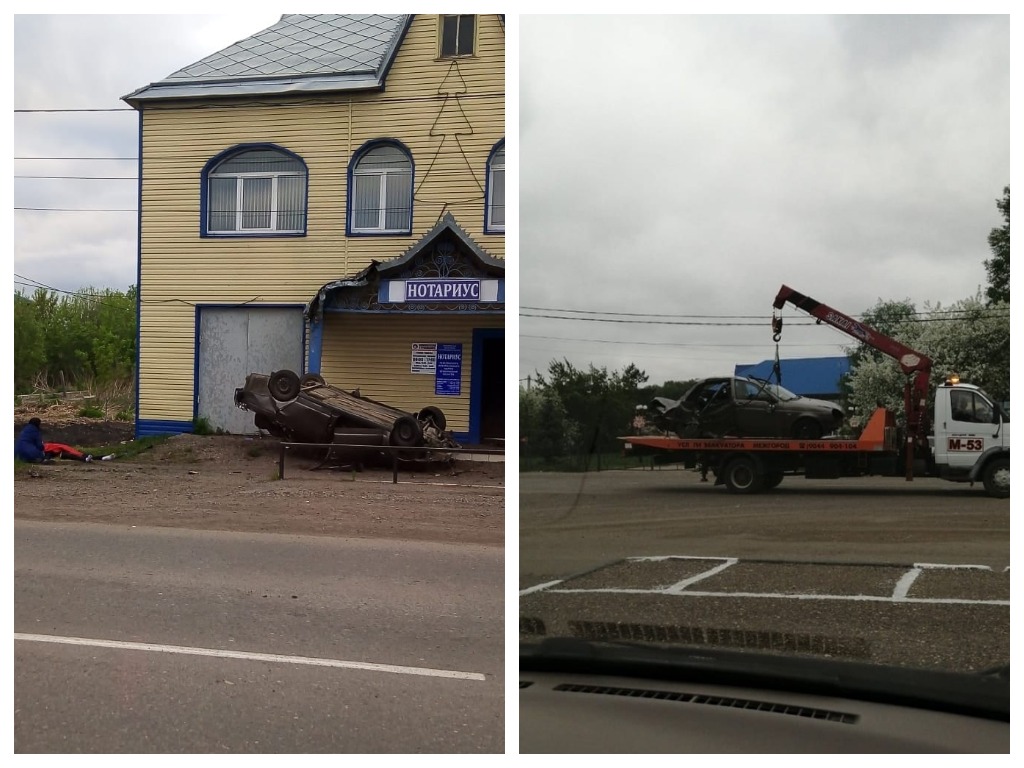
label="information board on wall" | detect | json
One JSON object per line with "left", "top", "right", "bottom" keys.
{"left": 410, "top": 342, "right": 437, "bottom": 374}
{"left": 434, "top": 343, "right": 463, "bottom": 396}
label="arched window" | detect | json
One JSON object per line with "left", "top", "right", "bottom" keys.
{"left": 204, "top": 146, "right": 307, "bottom": 236}
{"left": 349, "top": 142, "right": 413, "bottom": 235}
{"left": 486, "top": 140, "right": 505, "bottom": 233}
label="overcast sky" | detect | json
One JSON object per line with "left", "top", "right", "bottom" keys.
{"left": 12, "top": 13, "right": 282, "bottom": 297}
{"left": 519, "top": 13, "right": 1012, "bottom": 387}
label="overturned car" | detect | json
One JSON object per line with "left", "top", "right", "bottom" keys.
{"left": 234, "top": 369, "right": 459, "bottom": 449}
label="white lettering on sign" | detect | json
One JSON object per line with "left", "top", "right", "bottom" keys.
{"left": 406, "top": 280, "right": 480, "bottom": 301}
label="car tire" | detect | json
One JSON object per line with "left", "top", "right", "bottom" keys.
{"left": 300, "top": 373, "right": 325, "bottom": 388}
{"left": 417, "top": 406, "right": 447, "bottom": 431}
{"left": 269, "top": 370, "right": 301, "bottom": 402}
{"left": 723, "top": 456, "right": 764, "bottom": 494}
{"left": 793, "top": 418, "right": 823, "bottom": 440}
{"left": 982, "top": 456, "right": 1010, "bottom": 499}
{"left": 389, "top": 415, "right": 423, "bottom": 448}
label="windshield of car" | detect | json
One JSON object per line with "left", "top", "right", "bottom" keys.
{"left": 748, "top": 379, "right": 799, "bottom": 401}
{"left": 519, "top": 13, "right": 1009, "bottom": 721}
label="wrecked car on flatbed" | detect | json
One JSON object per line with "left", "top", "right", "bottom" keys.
{"left": 234, "top": 369, "right": 459, "bottom": 449}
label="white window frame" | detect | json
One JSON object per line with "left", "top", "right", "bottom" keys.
{"left": 350, "top": 154, "right": 413, "bottom": 234}
{"left": 439, "top": 14, "right": 476, "bottom": 58}
{"left": 208, "top": 171, "right": 304, "bottom": 235}
{"left": 486, "top": 147, "right": 505, "bottom": 233}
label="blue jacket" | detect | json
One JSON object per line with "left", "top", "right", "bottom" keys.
{"left": 15, "top": 422, "right": 45, "bottom": 462}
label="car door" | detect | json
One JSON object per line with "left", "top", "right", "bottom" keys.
{"left": 940, "top": 388, "right": 1001, "bottom": 470}
{"left": 732, "top": 378, "right": 777, "bottom": 436}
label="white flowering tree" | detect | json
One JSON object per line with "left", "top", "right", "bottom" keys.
{"left": 846, "top": 293, "right": 1009, "bottom": 425}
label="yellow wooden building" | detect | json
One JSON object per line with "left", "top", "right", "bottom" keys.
{"left": 123, "top": 14, "right": 505, "bottom": 444}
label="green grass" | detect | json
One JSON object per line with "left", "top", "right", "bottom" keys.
{"left": 77, "top": 405, "right": 105, "bottom": 418}
{"left": 79, "top": 435, "right": 170, "bottom": 461}
{"left": 192, "top": 416, "right": 214, "bottom": 435}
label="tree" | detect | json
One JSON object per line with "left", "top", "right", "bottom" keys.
{"left": 13, "top": 294, "right": 46, "bottom": 392}
{"left": 532, "top": 359, "right": 649, "bottom": 458}
{"left": 845, "top": 294, "right": 1009, "bottom": 422}
{"left": 520, "top": 386, "right": 576, "bottom": 463}
{"left": 985, "top": 186, "right": 1009, "bottom": 305}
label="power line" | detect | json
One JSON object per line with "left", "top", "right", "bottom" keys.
{"left": 521, "top": 334, "right": 846, "bottom": 349}
{"left": 16, "top": 175, "right": 136, "bottom": 180}
{"left": 14, "top": 108, "right": 133, "bottom": 113}
{"left": 523, "top": 304, "right": 1009, "bottom": 320}
{"left": 15, "top": 156, "right": 137, "bottom": 161}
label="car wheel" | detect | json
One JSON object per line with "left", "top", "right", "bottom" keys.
{"left": 269, "top": 370, "right": 301, "bottom": 402}
{"left": 723, "top": 456, "right": 764, "bottom": 494}
{"left": 417, "top": 406, "right": 447, "bottom": 431}
{"left": 389, "top": 415, "right": 423, "bottom": 448}
{"left": 982, "top": 456, "right": 1009, "bottom": 499}
{"left": 300, "top": 373, "right": 325, "bottom": 388}
{"left": 792, "top": 418, "right": 823, "bottom": 440}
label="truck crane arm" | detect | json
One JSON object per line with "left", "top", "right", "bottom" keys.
{"left": 772, "top": 286, "right": 932, "bottom": 375}
{"left": 772, "top": 285, "right": 933, "bottom": 480}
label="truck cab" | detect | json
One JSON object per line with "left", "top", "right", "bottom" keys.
{"left": 930, "top": 379, "right": 1009, "bottom": 496}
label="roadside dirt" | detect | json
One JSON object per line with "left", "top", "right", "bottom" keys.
{"left": 13, "top": 425, "right": 504, "bottom": 547}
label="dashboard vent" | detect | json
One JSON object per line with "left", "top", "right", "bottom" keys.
{"left": 520, "top": 617, "right": 547, "bottom": 636}
{"left": 569, "top": 620, "right": 870, "bottom": 660}
{"left": 554, "top": 683, "right": 858, "bottom": 724}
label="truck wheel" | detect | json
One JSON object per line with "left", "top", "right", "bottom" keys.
{"left": 390, "top": 415, "right": 423, "bottom": 448}
{"left": 793, "top": 419, "right": 823, "bottom": 440}
{"left": 300, "top": 373, "right": 325, "bottom": 388}
{"left": 269, "top": 370, "right": 301, "bottom": 402}
{"left": 982, "top": 457, "right": 1010, "bottom": 499}
{"left": 723, "top": 456, "right": 764, "bottom": 494}
{"left": 763, "top": 471, "right": 784, "bottom": 489}
{"left": 417, "top": 406, "right": 447, "bottom": 431}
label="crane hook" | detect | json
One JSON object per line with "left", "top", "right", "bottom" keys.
{"left": 771, "top": 315, "right": 783, "bottom": 343}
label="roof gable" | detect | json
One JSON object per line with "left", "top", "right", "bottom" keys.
{"left": 124, "top": 15, "right": 411, "bottom": 104}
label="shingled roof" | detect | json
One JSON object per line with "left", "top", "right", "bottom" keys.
{"left": 124, "top": 14, "right": 411, "bottom": 105}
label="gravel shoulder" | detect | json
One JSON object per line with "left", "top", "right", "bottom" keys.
{"left": 14, "top": 429, "right": 504, "bottom": 547}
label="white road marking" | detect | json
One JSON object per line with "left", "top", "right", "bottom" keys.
{"left": 519, "top": 580, "right": 562, "bottom": 596}
{"left": 663, "top": 558, "right": 739, "bottom": 595}
{"left": 520, "top": 558, "right": 1009, "bottom": 605}
{"left": 14, "top": 633, "right": 486, "bottom": 681}
{"left": 543, "top": 588, "right": 1008, "bottom": 606}
{"left": 892, "top": 567, "right": 923, "bottom": 600}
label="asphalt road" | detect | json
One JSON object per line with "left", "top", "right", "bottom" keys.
{"left": 14, "top": 521, "right": 504, "bottom": 753}
{"left": 519, "top": 469, "right": 1010, "bottom": 672}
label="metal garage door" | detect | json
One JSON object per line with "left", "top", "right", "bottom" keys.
{"left": 197, "top": 307, "right": 304, "bottom": 434}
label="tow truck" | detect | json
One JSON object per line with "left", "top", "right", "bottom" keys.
{"left": 621, "top": 285, "right": 1010, "bottom": 498}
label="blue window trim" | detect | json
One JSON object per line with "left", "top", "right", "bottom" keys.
{"left": 134, "top": 110, "right": 144, "bottom": 439}
{"left": 199, "top": 143, "right": 309, "bottom": 239}
{"left": 483, "top": 138, "right": 505, "bottom": 234}
{"left": 345, "top": 138, "right": 415, "bottom": 238}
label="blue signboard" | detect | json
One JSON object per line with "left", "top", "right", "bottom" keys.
{"left": 406, "top": 279, "right": 480, "bottom": 302}
{"left": 435, "top": 343, "right": 463, "bottom": 396}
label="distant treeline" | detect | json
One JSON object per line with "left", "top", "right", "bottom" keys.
{"left": 14, "top": 287, "right": 136, "bottom": 394}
